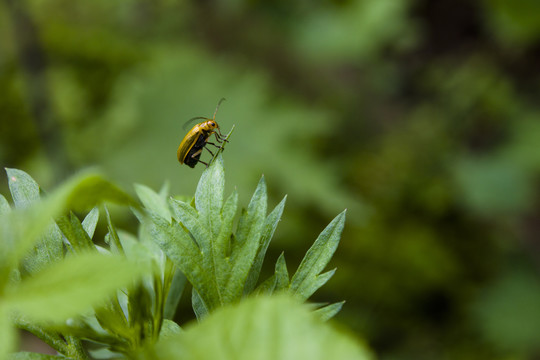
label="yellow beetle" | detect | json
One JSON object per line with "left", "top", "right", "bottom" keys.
{"left": 177, "top": 98, "right": 228, "bottom": 168}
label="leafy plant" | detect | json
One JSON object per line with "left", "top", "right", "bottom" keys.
{"left": 1, "top": 155, "right": 369, "bottom": 359}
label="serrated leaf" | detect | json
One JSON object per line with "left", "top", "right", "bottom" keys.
{"left": 275, "top": 252, "right": 290, "bottom": 292}
{"left": 195, "top": 154, "right": 225, "bottom": 238}
{"left": 298, "top": 268, "right": 336, "bottom": 301}
{"left": 225, "top": 177, "right": 267, "bottom": 302}
{"left": 147, "top": 215, "right": 219, "bottom": 310}
{"left": 244, "top": 195, "right": 287, "bottom": 294}
{"left": 315, "top": 301, "right": 345, "bottom": 322}
{"left": 255, "top": 275, "right": 277, "bottom": 295}
{"left": 4, "top": 253, "right": 142, "bottom": 322}
{"left": 147, "top": 295, "right": 372, "bottom": 360}
{"left": 6, "top": 168, "right": 40, "bottom": 209}
{"left": 216, "top": 189, "right": 238, "bottom": 259}
{"left": 82, "top": 207, "right": 100, "bottom": 239}
{"left": 290, "top": 210, "right": 346, "bottom": 300}
{"left": 135, "top": 184, "right": 171, "bottom": 220}
{"left": 169, "top": 199, "right": 212, "bottom": 259}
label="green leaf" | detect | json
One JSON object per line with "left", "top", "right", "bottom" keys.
{"left": 195, "top": 154, "right": 225, "bottom": 238}
{"left": 6, "top": 169, "right": 40, "bottom": 209}
{"left": 4, "top": 252, "right": 142, "bottom": 322}
{"left": 5, "top": 170, "right": 63, "bottom": 275}
{"left": 20, "top": 223, "right": 63, "bottom": 275}
{"left": 274, "top": 252, "right": 290, "bottom": 292}
{"left": 226, "top": 176, "right": 267, "bottom": 302}
{"left": 0, "top": 194, "right": 11, "bottom": 214}
{"left": 169, "top": 199, "right": 212, "bottom": 262}
{"left": 56, "top": 213, "right": 95, "bottom": 253}
{"left": 146, "top": 295, "right": 372, "bottom": 360}
{"left": 135, "top": 184, "right": 171, "bottom": 220}
{"left": 159, "top": 319, "right": 182, "bottom": 340}
{"left": 216, "top": 189, "right": 238, "bottom": 259}
{"left": 147, "top": 215, "right": 220, "bottom": 310}
{"left": 82, "top": 207, "right": 100, "bottom": 239}
{"left": 315, "top": 301, "right": 346, "bottom": 321}
{"left": 1, "top": 170, "right": 135, "bottom": 270}
{"left": 104, "top": 206, "right": 123, "bottom": 254}
{"left": 289, "top": 210, "right": 346, "bottom": 300}
{"left": 244, "top": 195, "right": 287, "bottom": 294}
{"left": 191, "top": 289, "right": 209, "bottom": 320}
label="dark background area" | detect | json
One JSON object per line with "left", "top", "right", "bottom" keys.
{"left": 2, "top": 0, "right": 540, "bottom": 358}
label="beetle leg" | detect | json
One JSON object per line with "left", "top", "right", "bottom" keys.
{"left": 204, "top": 146, "right": 215, "bottom": 156}
{"left": 197, "top": 159, "right": 210, "bottom": 167}
{"left": 190, "top": 148, "right": 210, "bottom": 167}
{"left": 213, "top": 132, "right": 229, "bottom": 143}
{"left": 206, "top": 141, "right": 222, "bottom": 149}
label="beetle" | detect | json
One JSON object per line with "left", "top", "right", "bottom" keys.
{"left": 177, "top": 98, "right": 228, "bottom": 168}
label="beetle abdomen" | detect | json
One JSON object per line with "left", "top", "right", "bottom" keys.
{"left": 184, "top": 133, "right": 209, "bottom": 168}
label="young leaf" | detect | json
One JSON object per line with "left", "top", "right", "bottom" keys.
{"left": 289, "top": 210, "right": 346, "bottom": 300}
{"left": 244, "top": 195, "right": 287, "bottom": 294}
{"left": 5, "top": 169, "right": 63, "bottom": 275}
{"left": 146, "top": 215, "right": 220, "bottom": 310}
{"left": 274, "top": 252, "right": 290, "bottom": 292}
{"left": 104, "top": 206, "right": 123, "bottom": 254}
{"left": 135, "top": 184, "right": 171, "bottom": 220}
{"left": 144, "top": 295, "right": 372, "bottom": 360}
{"left": 56, "top": 213, "right": 96, "bottom": 253}
{"left": 6, "top": 168, "right": 40, "bottom": 208}
{"left": 315, "top": 301, "right": 346, "bottom": 322}
{"left": 195, "top": 155, "right": 225, "bottom": 238}
{"left": 215, "top": 189, "right": 238, "bottom": 259}
{"left": 82, "top": 207, "right": 100, "bottom": 239}
{"left": 159, "top": 319, "right": 181, "bottom": 340}
{"left": 0, "top": 194, "right": 11, "bottom": 214}
{"left": 225, "top": 176, "right": 267, "bottom": 302}
{"left": 4, "top": 252, "right": 142, "bottom": 322}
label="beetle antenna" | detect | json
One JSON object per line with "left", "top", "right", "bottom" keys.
{"left": 183, "top": 116, "right": 208, "bottom": 130}
{"left": 213, "top": 98, "right": 226, "bottom": 120}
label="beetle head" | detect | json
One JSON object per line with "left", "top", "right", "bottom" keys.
{"left": 201, "top": 119, "right": 219, "bottom": 131}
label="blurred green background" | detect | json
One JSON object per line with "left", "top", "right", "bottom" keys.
{"left": 2, "top": 0, "right": 540, "bottom": 358}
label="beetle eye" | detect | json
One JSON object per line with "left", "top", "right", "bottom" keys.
{"left": 210, "top": 122, "right": 216, "bottom": 126}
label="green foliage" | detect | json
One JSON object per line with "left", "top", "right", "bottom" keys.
{"left": 0, "top": 169, "right": 140, "bottom": 360}
{"left": 0, "top": 157, "right": 358, "bottom": 359}
{"left": 144, "top": 155, "right": 345, "bottom": 319}
{"left": 141, "top": 295, "right": 371, "bottom": 360}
